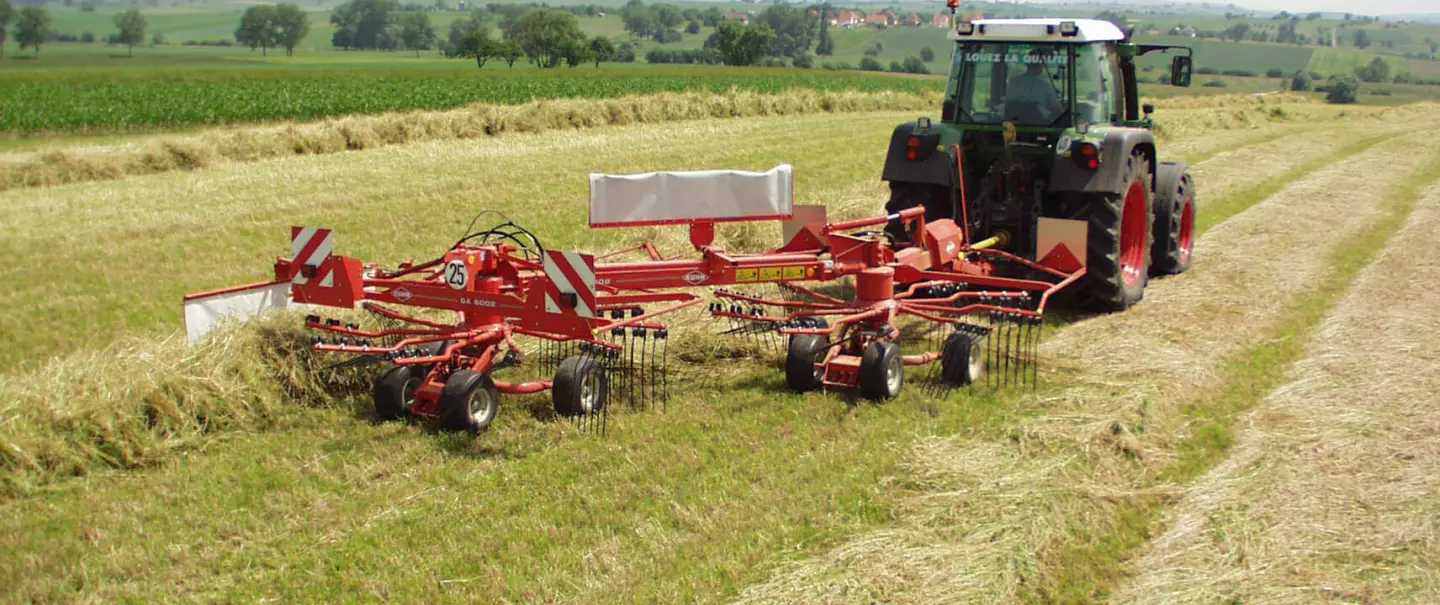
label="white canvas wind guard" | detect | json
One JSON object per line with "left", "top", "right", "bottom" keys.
{"left": 589, "top": 164, "right": 793, "bottom": 227}
{"left": 183, "top": 280, "right": 292, "bottom": 345}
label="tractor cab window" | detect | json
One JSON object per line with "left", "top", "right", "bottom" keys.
{"left": 949, "top": 42, "right": 1070, "bottom": 127}
{"left": 1074, "top": 43, "right": 1120, "bottom": 124}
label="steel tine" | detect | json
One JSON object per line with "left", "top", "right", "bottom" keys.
{"left": 660, "top": 329, "right": 670, "bottom": 410}
{"left": 1001, "top": 315, "right": 1011, "bottom": 388}
{"left": 638, "top": 327, "right": 650, "bottom": 411}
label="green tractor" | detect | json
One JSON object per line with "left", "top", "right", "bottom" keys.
{"left": 883, "top": 18, "right": 1197, "bottom": 310}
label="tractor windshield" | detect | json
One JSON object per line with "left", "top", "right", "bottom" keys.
{"left": 949, "top": 42, "right": 1072, "bottom": 127}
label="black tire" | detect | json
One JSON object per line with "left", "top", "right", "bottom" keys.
{"left": 1150, "top": 164, "right": 1196, "bottom": 276}
{"left": 439, "top": 370, "right": 499, "bottom": 432}
{"left": 786, "top": 335, "right": 827, "bottom": 392}
{"left": 373, "top": 365, "right": 420, "bottom": 421}
{"left": 553, "top": 356, "right": 607, "bottom": 417}
{"left": 1079, "top": 152, "right": 1154, "bottom": 311}
{"left": 940, "top": 332, "right": 985, "bottom": 386}
{"left": 858, "top": 341, "right": 903, "bottom": 401}
{"left": 883, "top": 183, "right": 952, "bottom": 243}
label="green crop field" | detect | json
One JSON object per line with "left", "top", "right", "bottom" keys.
{"left": 1308, "top": 46, "right": 1412, "bottom": 77}
{"left": 0, "top": 60, "right": 943, "bottom": 135}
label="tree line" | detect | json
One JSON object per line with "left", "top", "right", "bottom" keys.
{"left": 0, "top": 0, "right": 160, "bottom": 57}
{"left": 0, "top": 0, "right": 311, "bottom": 58}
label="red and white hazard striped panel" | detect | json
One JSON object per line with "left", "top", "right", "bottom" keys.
{"left": 290, "top": 226, "right": 335, "bottom": 288}
{"left": 543, "top": 251, "right": 596, "bottom": 318}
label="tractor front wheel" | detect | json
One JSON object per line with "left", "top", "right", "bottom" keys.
{"left": 439, "top": 370, "right": 499, "bottom": 432}
{"left": 858, "top": 341, "right": 903, "bottom": 400}
{"left": 1079, "top": 152, "right": 1154, "bottom": 311}
{"left": 1150, "top": 164, "right": 1196, "bottom": 275}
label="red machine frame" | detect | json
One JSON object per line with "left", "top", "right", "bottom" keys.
{"left": 189, "top": 203, "right": 1085, "bottom": 432}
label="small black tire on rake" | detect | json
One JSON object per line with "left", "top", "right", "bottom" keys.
{"left": 440, "top": 370, "right": 499, "bottom": 433}
{"left": 553, "top": 356, "right": 608, "bottom": 417}
{"left": 785, "top": 335, "right": 827, "bottom": 393}
{"left": 941, "top": 332, "right": 986, "bottom": 387}
{"left": 859, "top": 341, "right": 903, "bottom": 401}
{"left": 373, "top": 365, "right": 420, "bottom": 421}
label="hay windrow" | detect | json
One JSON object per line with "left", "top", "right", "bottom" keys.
{"left": 731, "top": 131, "right": 1440, "bottom": 603}
{"left": 1108, "top": 184, "right": 1440, "bottom": 604}
{"left": 0, "top": 316, "right": 369, "bottom": 496}
{"left": 0, "top": 89, "right": 941, "bottom": 192}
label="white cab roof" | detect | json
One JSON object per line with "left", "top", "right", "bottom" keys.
{"left": 948, "top": 19, "right": 1126, "bottom": 43}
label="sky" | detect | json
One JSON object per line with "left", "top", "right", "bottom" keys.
{"left": 1200, "top": 0, "right": 1436, "bottom": 15}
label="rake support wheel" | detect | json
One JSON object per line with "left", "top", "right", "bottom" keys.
{"left": 786, "top": 335, "right": 828, "bottom": 393}
{"left": 553, "top": 356, "right": 608, "bottom": 417}
{"left": 373, "top": 365, "right": 421, "bottom": 421}
{"left": 940, "top": 332, "right": 985, "bottom": 386}
{"left": 1080, "top": 151, "right": 1154, "bottom": 311}
{"left": 439, "top": 370, "right": 499, "bottom": 433}
{"left": 859, "top": 341, "right": 903, "bottom": 401}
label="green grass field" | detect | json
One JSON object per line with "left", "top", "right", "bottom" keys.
{"left": 5, "top": 101, "right": 1440, "bottom": 602}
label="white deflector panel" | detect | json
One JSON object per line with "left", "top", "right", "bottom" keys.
{"left": 589, "top": 164, "right": 793, "bottom": 227}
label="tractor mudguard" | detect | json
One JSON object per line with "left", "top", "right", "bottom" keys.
{"left": 1048, "top": 128, "right": 1157, "bottom": 196}
{"left": 880, "top": 123, "right": 954, "bottom": 188}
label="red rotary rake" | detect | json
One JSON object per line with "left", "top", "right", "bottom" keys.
{"left": 183, "top": 165, "right": 1087, "bottom": 432}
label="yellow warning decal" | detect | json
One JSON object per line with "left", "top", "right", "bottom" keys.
{"left": 781, "top": 266, "right": 805, "bottom": 279}
{"left": 759, "top": 267, "right": 782, "bottom": 281}
{"left": 735, "top": 268, "right": 758, "bottom": 282}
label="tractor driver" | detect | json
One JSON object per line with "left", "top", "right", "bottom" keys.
{"left": 1004, "top": 49, "right": 1064, "bottom": 122}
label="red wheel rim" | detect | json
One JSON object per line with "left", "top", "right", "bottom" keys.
{"left": 1120, "top": 179, "right": 1148, "bottom": 288}
{"left": 1177, "top": 197, "right": 1195, "bottom": 262}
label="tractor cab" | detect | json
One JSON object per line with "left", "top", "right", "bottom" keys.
{"left": 941, "top": 19, "right": 1193, "bottom": 130}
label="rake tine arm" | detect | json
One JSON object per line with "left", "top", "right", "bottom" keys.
{"left": 1036, "top": 267, "right": 1087, "bottom": 314}
{"left": 900, "top": 302, "right": 1041, "bottom": 319}
{"left": 714, "top": 290, "right": 834, "bottom": 310}
{"left": 306, "top": 321, "right": 448, "bottom": 340}
{"left": 596, "top": 296, "right": 703, "bottom": 335}
{"left": 777, "top": 282, "right": 847, "bottom": 305}
{"left": 778, "top": 307, "right": 887, "bottom": 336}
{"left": 971, "top": 249, "right": 1074, "bottom": 279}
{"left": 368, "top": 257, "right": 445, "bottom": 280}
{"left": 360, "top": 302, "right": 462, "bottom": 330}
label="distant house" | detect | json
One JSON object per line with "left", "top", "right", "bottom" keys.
{"left": 828, "top": 9, "right": 864, "bottom": 26}
{"left": 901, "top": 13, "right": 922, "bottom": 27}
{"left": 931, "top": 13, "right": 951, "bottom": 27}
{"left": 864, "top": 11, "right": 895, "bottom": 26}
{"left": 723, "top": 11, "right": 750, "bottom": 24}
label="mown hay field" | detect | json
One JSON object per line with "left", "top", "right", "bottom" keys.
{"left": 2, "top": 93, "right": 1440, "bottom": 603}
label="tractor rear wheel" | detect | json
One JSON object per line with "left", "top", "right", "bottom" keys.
{"left": 553, "top": 356, "right": 607, "bottom": 417}
{"left": 373, "top": 365, "right": 420, "bottom": 421}
{"left": 1079, "top": 152, "right": 1154, "bottom": 311}
{"left": 439, "top": 370, "right": 499, "bottom": 432}
{"left": 858, "top": 341, "right": 903, "bottom": 400}
{"left": 1150, "top": 164, "right": 1196, "bottom": 275}
{"left": 883, "top": 183, "right": 952, "bottom": 243}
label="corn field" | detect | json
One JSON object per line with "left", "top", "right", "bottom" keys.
{"left": 0, "top": 68, "right": 944, "bottom": 135}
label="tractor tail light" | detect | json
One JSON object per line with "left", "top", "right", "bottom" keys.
{"left": 906, "top": 136, "right": 922, "bottom": 161}
{"left": 1073, "top": 142, "right": 1100, "bottom": 170}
